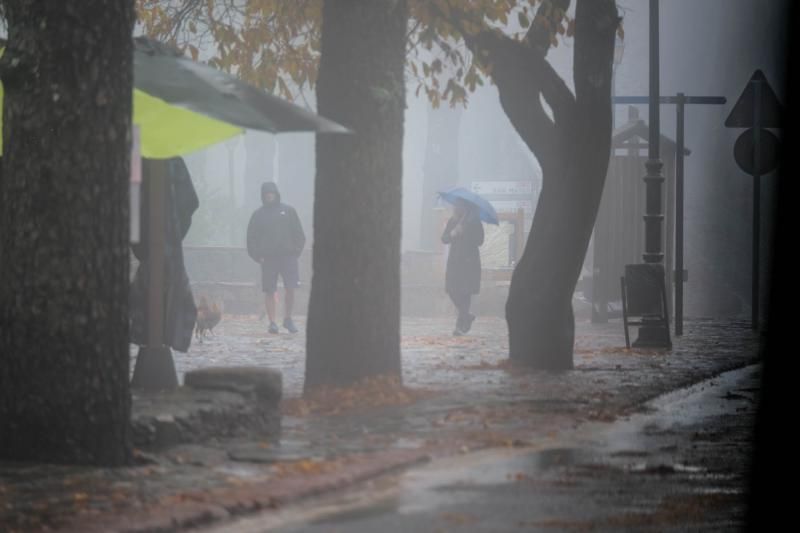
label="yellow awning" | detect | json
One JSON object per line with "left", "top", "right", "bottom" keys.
{"left": 132, "top": 90, "right": 243, "bottom": 159}
{"left": 0, "top": 82, "right": 243, "bottom": 159}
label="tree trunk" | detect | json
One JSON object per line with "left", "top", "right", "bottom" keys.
{"left": 0, "top": 1, "right": 135, "bottom": 465}
{"left": 453, "top": 0, "right": 617, "bottom": 370}
{"left": 506, "top": 0, "right": 618, "bottom": 370}
{"left": 305, "top": 0, "right": 408, "bottom": 389}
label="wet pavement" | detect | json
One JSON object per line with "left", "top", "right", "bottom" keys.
{"left": 161, "top": 315, "right": 758, "bottom": 464}
{"left": 213, "top": 365, "right": 758, "bottom": 532}
{"left": 2, "top": 315, "right": 760, "bottom": 531}
{"left": 139, "top": 314, "right": 758, "bottom": 413}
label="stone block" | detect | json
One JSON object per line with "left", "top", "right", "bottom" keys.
{"left": 184, "top": 366, "right": 282, "bottom": 407}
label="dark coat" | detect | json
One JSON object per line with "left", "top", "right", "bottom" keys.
{"left": 442, "top": 210, "right": 484, "bottom": 295}
{"left": 130, "top": 157, "right": 199, "bottom": 353}
{"left": 246, "top": 182, "right": 305, "bottom": 261}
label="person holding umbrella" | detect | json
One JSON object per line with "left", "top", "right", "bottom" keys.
{"left": 439, "top": 187, "right": 497, "bottom": 336}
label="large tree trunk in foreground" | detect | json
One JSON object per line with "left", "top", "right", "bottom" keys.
{"left": 460, "top": 0, "right": 618, "bottom": 370}
{"left": 0, "top": 1, "right": 135, "bottom": 465}
{"left": 305, "top": 0, "right": 408, "bottom": 389}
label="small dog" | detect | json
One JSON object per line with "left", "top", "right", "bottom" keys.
{"left": 195, "top": 296, "right": 222, "bottom": 340}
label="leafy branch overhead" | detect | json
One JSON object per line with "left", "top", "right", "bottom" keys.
{"left": 135, "top": 0, "right": 620, "bottom": 108}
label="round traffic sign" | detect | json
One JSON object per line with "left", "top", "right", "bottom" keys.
{"left": 734, "top": 128, "right": 780, "bottom": 176}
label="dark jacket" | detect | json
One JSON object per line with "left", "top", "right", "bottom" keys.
{"left": 441, "top": 209, "right": 484, "bottom": 295}
{"left": 246, "top": 182, "right": 306, "bottom": 261}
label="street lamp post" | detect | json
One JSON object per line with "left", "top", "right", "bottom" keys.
{"left": 644, "top": 0, "right": 663, "bottom": 265}
{"left": 633, "top": 0, "right": 671, "bottom": 348}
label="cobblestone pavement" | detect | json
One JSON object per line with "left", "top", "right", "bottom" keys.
{"left": 139, "top": 314, "right": 759, "bottom": 403}
{"left": 1, "top": 316, "right": 759, "bottom": 532}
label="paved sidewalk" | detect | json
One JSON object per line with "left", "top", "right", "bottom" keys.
{"left": 245, "top": 365, "right": 759, "bottom": 532}
{"left": 1, "top": 316, "right": 759, "bottom": 532}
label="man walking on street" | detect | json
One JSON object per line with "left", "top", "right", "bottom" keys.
{"left": 247, "top": 182, "right": 306, "bottom": 334}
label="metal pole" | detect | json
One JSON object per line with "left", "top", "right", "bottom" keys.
{"left": 633, "top": 0, "right": 670, "bottom": 348}
{"left": 752, "top": 80, "right": 762, "bottom": 330}
{"left": 131, "top": 159, "right": 179, "bottom": 390}
{"left": 643, "top": 0, "right": 664, "bottom": 265}
{"left": 612, "top": 93, "right": 724, "bottom": 341}
{"left": 675, "top": 93, "right": 685, "bottom": 336}
{"left": 147, "top": 161, "right": 166, "bottom": 349}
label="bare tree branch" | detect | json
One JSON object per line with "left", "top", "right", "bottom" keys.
{"left": 429, "top": 1, "right": 577, "bottom": 169}
{"left": 167, "top": 0, "right": 204, "bottom": 42}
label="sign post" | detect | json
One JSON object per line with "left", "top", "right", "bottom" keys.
{"left": 725, "top": 70, "right": 782, "bottom": 330}
{"left": 131, "top": 159, "right": 179, "bottom": 391}
{"left": 614, "top": 95, "right": 726, "bottom": 336}
{"left": 130, "top": 125, "right": 142, "bottom": 244}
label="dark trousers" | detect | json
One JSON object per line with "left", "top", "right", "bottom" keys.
{"left": 448, "top": 291, "right": 472, "bottom": 329}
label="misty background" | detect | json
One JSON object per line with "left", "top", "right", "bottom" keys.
{"left": 177, "top": 0, "right": 788, "bottom": 320}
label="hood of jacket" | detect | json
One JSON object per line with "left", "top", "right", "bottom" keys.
{"left": 261, "top": 182, "right": 281, "bottom": 205}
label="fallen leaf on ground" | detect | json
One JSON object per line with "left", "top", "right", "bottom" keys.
{"left": 271, "top": 459, "right": 339, "bottom": 478}
{"left": 281, "top": 375, "right": 436, "bottom": 416}
{"left": 440, "top": 511, "right": 476, "bottom": 525}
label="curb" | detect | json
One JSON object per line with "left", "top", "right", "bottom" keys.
{"left": 70, "top": 449, "right": 431, "bottom": 533}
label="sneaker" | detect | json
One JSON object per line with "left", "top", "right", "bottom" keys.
{"left": 268, "top": 321, "right": 280, "bottom": 334}
{"left": 453, "top": 327, "right": 465, "bottom": 337}
{"left": 463, "top": 313, "right": 476, "bottom": 333}
{"left": 283, "top": 317, "right": 298, "bottom": 334}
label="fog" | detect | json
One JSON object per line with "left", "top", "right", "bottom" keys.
{"left": 0, "top": 1, "right": 790, "bottom": 528}
{"left": 179, "top": 0, "right": 787, "bottom": 321}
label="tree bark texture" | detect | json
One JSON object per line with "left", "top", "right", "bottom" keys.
{"left": 461, "top": 0, "right": 618, "bottom": 370}
{"left": 305, "top": 0, "right": 408, "bottom": 390}
{"left": 0, "top": 1, "right": 135, "bottom": 465}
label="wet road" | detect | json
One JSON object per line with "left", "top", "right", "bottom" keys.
{"left": 202, "top": 365, "right": 758, "bottom": 532}
{"left": 2, "top": 317, "right": 757, "bottom": 531}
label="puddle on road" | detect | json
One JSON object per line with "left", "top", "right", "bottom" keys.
{"left": 578, "top": 365, "right": 760, "bottom": 455}
{"left": 624, "top": 462, "right": 706, "bottom": 474}
{"left": 390, "top": 446, "right": 600, "bottom": 515}
{"left": 213, "top": 462, "right": 269, "bottom": 480}
{"left": 392, "top": 437, "right": 425, "bottom": 450}
{"left": 345, "top": 366, "right": 760, "bottom": 518}
{"left": 199, "top": 365, "right": 759, "bottom": 532}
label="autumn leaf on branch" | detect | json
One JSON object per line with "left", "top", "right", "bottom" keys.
{"left": 135, "top": 0, "right": 574, "bottom": 108}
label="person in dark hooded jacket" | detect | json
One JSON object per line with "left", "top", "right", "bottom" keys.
{"left": 441, "top": 198, "right": 484, "bottom": 336}
{"left": 247, "top": 182, "right": 306, "bottom": 333}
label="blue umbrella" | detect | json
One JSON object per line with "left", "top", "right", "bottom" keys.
{"left": 438, "top": 187, "right": 499, "bottom": 225}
